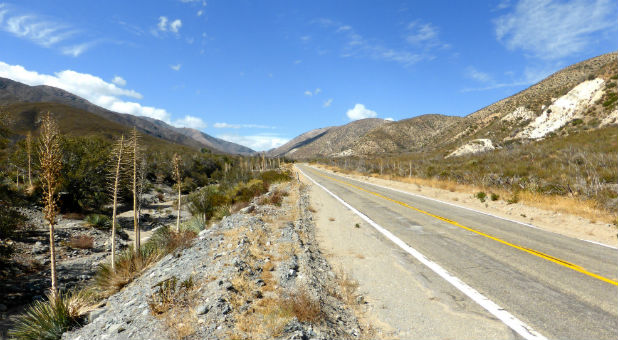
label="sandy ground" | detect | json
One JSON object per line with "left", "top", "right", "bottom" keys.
{"left": 312, "top": 164, "right": 617, "bottom": 248}
{"left": 300, "top": 170, "right": 516, "bottom": 339}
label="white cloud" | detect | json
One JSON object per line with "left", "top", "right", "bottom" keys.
{"left": 304, "top": 90, "right": 313, "bottom": 96}
{"left": 305, "top": 88, "right": 321, "bottom": 96}
{"left": 406, "top": 21, "right": 438, "bottom": 45}
{"left": 0, "top": 4, "right": 95, "bottom": 56}
{"left": 0, "top": 61, "right": 184, "bottom": 122}
{"left": 112, "top": 75, "right": 126, "bottom": 86}
{"left": 213, "top": 122, "right": 275, "bottom": 129}
{"left": 217, "top": 134, "right": 289, "bottom": 151}
{"left": 346, "top": 104, "right": 377, "bottom": 120}
{"left": 323, "top": 98, "right": 333, "bottom": 107}
{"left": 170, "top": 19, "right": 182, "bottom": 33}
{"left": 494, "top": 0, "right": 617, "bottom": 60}
{"left": 314, "top": 88, "right": 322, "bottom": 95}
{"left": 157, "top": 16, "right": 181, "bottom": 34}
{"left": 465, "top": 66, "right": 493, "bottom": 83}
{"left": 294, "top": 59, "right": 302, "bottom": 64}
{"left": 172, "top": 115, "right": 207, "bottom": 129}
{"left": 171, "top": 64, "right": 182, "bottom": 71}
{"left": 385, "top": 117, "right": 394, "bottom": 121}
{"left": 197, "top": 10, "right": 203, "bottom": 16}
{"left": 157, "top": 16, "right": 168, "bottom": 31}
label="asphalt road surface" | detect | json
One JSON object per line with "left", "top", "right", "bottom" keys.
{"left": 297, "top": 164, "right": 618, "bottom": 340}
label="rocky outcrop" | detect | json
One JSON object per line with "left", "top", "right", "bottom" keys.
{"left": 447, "top": 139, "right": 495, "bottom": 158}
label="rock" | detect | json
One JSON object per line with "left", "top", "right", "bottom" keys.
{"left": 196, "top": 304, "right": 209, "bottom": 315}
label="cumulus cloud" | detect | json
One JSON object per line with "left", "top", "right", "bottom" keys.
{"left": 197, "top": 10, "right": 203, "bottom": 16}
{"left": 494, "top": 0, "right": 617, "bottom": 60}
{"left": 304, "top": 90, "right": 313, "bottom": 96}
{"left": 346, "top": 104, "right": 377, "bottom": 120}
{"left": 217, "top": 134, "right": 289, "bottom": 151}
{"left": 170, "top": 19, "right": 182, "bottom": 33}
{"left": 304, "top": 88, "right": 321, "bottom": 96}
{"left": 0, "top": 4, "right": 96, "bottom": 56}
{"left": 323, "top": 98, "right": 333, "bottom": 107}
{"left": 172, "top": 115, "right": 207, "bottom": 129}
{"left": 0, "top": 61, "right": 186, "bottom": 122}
{"left": 157, "top": 16, "right": 182, "bottom": 34}
{"left": 170, "top": 64, "right": 182, "bottom": 71}
{"left": 112, "top": 75, "right": 127, "bottom": 86}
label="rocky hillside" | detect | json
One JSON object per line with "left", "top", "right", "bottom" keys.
{"left": 352, "top": 114, "right": 462, "bottom": 155}
{"left": 275, "top": 118, "right": 387, "bottom": 159}
{"left": 0, "top": 77, "right": 255, "bottom": 155}
{"left": 267, "top": 126, "right": 333, "bottom": 157}
{"left": 280, "top": 52, "right": 617, "bottom": 159}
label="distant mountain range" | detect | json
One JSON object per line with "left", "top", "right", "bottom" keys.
{"left": 270, "top": 52, "right": 617, "bottom": 159}
{"left": 0, "top": 77, "right": 255, "bottom": 155}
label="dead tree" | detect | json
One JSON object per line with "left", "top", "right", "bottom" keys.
{"left": 26, "top": 131, "right": 33, "bottom": 188}
{"left": 38, "top": 112, "right": 62, "bottom": 298}
{"left": 128, "top": 128, "right": 141, "bottom": 251}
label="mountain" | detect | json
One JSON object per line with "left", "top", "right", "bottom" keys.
{"left": 276, "top": 118, "right": 387, "bottom": 159}
{"left": 267, "top": 126, "right": 333, "bottom": 157}
{"left": 278, "top": 52, "right": 617, "bottom": 159}
{"left": 0, "top": 77, "right": 255, "bottom": 155}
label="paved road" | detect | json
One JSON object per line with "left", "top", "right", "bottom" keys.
{"left": 298, "top": 164, "right": 618, "bottom": 340}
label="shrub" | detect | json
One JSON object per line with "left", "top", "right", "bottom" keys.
{"left": 9, "top": 292, "right": 82, "bottom": 340}
{"left": 279, "top": 289, "right": 322, "bottom": 323}
{"left": 260, "top": 170, "right": 292, "bottom": 185}
{"left": 84, "top": 214, "right": 111, "bottom": 230}
{"left": 490, "top": 193, "right": 499, "bottom": 201}
{"left": 507, "top": 192, "right": 520, "bottom": 204}
{"left": 475, "top": 192, "right": 487, "bottom": 203}
{"left": 68, "top": 235, "right": 94, "bottom": 249}
{"left": 0, "top": 201, "right": 28, "bottom": 239}
{"left": 187, "top": 186, "right": 227, "bottom": 221}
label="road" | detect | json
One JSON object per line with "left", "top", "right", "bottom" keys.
{"left": 297, "top": 164, "right": 618, "bottom": 340}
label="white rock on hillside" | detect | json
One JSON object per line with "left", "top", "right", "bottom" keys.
{"left": 515, "top": 78, "right": 605, "bottom": 139}
{"left": 502, "top": 106, "right": 535, "bottom": 123}
{"left": 446, "top": 139, "right": 495, "bottom": 158}
{"left": 600, "top": 108, "right": 618, "bottom": 127}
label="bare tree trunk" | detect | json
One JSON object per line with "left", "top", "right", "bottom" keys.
{"left": 27, "top": 132, "right": 32, "bottom": 187}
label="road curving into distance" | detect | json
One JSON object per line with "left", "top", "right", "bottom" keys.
{"left": 297, "top": 164, "right": 618, "bottom": 340}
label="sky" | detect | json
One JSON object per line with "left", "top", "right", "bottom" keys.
{"left": 0, "top": 0, "right": 616, "bottom": 151}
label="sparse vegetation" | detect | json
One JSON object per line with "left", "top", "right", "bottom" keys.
{"left": 475, "top": 192, "right": 487, "bottom": 203}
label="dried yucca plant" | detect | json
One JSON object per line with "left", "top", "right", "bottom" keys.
{"left": 109, "top": 134, "right": 128, "bottom": 270}
{"left": 172, "top": 153, "right": 182, "bottom": 232}
{"left": 128, "top": 127, "right": 142, "bottom": 250}
{"left": 26, "top": 131, "right": 33, "bottom": 188}
{"left": 38, "top": 112, "right": 62, "bottom": 297}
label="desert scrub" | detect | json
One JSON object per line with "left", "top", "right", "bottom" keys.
{"left": 84, "top": 214, "right": 111, "bottom": 230}
{"left": 475, "top": 192, "right": 487, "bottom": 203}
{"left": 490, "top": 193, "right": 499, "bottom": 201}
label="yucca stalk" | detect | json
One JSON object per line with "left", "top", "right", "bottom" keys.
{"left": 27, "top": 131, "right": 33, "bottom": 187}
{"left": 128, "top": 127, "right": 141, "bottom": 251}
{"left": 38, "top": 112, "right": 62, "bottom": 298}
{"left": 110, "top": 135, "right": 126, "bottom": 270}
{"left": 173, "top": 153, "right": 182, "bottom": 232}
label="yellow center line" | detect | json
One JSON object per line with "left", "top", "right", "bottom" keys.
{"left": 308, "top": 167, "right": 618, "bottom": 286}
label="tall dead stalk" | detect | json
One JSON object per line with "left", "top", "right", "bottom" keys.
{"left": 128, "top": 127, "right": 141, "bottom": 251}
{"left": 38, "top": 112, "right": 62, "bottom": 298}
{"left": 26, "top": 131, "right": 33, "bottom": 188}
{"left": 173, "top": 153, "right": 182, "bottom": 232}
{"left": 110, "top": 135, "right": 127, "bottom": 270}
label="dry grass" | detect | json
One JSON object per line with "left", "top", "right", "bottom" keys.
{"left": 148, "top": 276, "right": 198, "bottom": 339}
{"left": 68, "top": 235, "right": 94, "bottom": 249}
{"left": 316, "top": 163, "right": 616, "bottom": 224}
{"left": 280, "top": 289, "right": 322, "bottom": 323}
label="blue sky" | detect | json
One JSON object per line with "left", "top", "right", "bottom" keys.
{"left": 0, "top": 0, "right": 616, "bottom": 150}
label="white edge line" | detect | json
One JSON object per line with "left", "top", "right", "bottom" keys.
{"left": 307, "top": 165, "right": 618, "bottom": 250}
{"left": 298, "top": 166, "right": 548, "bottom": 340}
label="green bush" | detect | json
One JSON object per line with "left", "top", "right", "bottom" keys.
{"left": 9, "top": 293, "right": 81, "bottom": 340}
{"left": 260, "top": 170, "right": 292, "bottom": 185}
{"left": 490, "top": 193, "right": 499, "bottom": 201}
{"left": 187, "top": 186, "right": 227, "bottom": 221}
{"left": 475, "top": 192, "right": 487, "bottom": 203}
{"left": 84, "top": 214, "right": 111, "bottom": 230}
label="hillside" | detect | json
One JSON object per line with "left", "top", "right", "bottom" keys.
{"left": 352, "top": 114, "right": 462, "bottom": 155}
{"left": 0, "top": 77, "right": 255, "bottom": 155}
{"left": 266, "top": 126, "right": 333, "bottom": 157}
{"left": 281, "top": 52, "right": 617, "bottom": 159}
{"left": 276, "top": 118, "right": 387, "bottom": 159}
{"left": 2, "top": 102, "right": 195, "bottom": 153}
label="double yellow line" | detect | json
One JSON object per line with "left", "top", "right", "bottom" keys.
{"left": 309, "top": 167, "right": 618, "bottom": 286}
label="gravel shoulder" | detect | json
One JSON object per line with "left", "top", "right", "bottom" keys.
{"left": 299, "top": 167, "right": 518, "bottom": 339}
